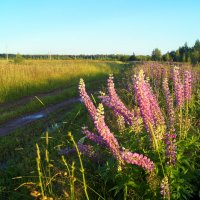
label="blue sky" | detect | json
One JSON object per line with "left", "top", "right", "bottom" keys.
{"left": 0, "top": 0, "right": 199, "bottom": 55}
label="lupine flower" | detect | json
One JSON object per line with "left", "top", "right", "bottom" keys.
{"left": 145, "top": 80, "right": 165, "bottom": 128}
{"left": 130, "top": 107, "right": 144, "bottom": 133}
{"left": 147, "top": 171, "right": 160, "bottom": 192}
{"left": 82, "top": 124, "right": 155, "bottom": 171}
{"left": 82, "top": 127, "right": 107, "bottom": 147}
{"left": 173, "top": 67, "right": 184, "bottom": 107}
{"left": 184, "top": 70, "right": 192, "bottom": 100}
{"left": 116, "top": 114, "right": 125, "bottom": 133}
{"left": 79, "top": 79, "right": 96, "bottom": 120}
{"left": 133, "top": 70, "right": 155, "bottom": 133}
{"left": 160, "top": 176, "right": 170, "bottom": 199}
{"left": 121, "top": 150, "right": 155, "bottom": 172}
{"left": 161, "top": 67, "right": 168, "bottom": 80}
{"left": 94, "top": 103, "right": 123, "bottom": 163}
{"left": 59, "top": 144, "right": 97, "bottom": 159}
{"left": 99, "top": 74, "right": 135, "bottom": 125}
{"left": 165, "top": 133, "right": 177, "bottom": 166}
{"left": 162, "top": 78, "right": 175, "bottom": 131}
{"left": 133, "top": 70, "right": 165, "bottom": 136}
{"left": 80, "top": 79, "right": 155, "bottom": 172}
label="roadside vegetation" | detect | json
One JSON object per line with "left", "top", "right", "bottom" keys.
{"left": 0, "top": 61, "right": 200, "bottom": 199}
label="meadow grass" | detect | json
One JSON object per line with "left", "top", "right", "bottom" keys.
{"left": 0, "top": 78, "right": 106, "bottom": 124}
{"left": 0, "top": 60, "right": 126, "bottom": 123}
{"left": 0, "top": 60, "right": 124, "bottom": 104}
{"left": 0, "top": 103, "right": 90, "bottom": 199}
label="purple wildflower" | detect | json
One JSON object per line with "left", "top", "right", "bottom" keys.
{"left": 99, "top": 75, "right": 135, "bottom": 125}
{"left": 165, "top": 133, "right": 177, "bottom": 166}
{"left": 59, "top": 144, "right": 96, "bottom": 159}
{"left": 160, "top": 176, "right": 170, "bottom": 199}
{"left": 116, "top": 114, "right": 126, "bottom": 133}
{"left": 173, "top": 67, "right": 184, "bottom": 107}
{"left": 145, "top": 80, "right": 165, "bottom": 128}
{"left": 184, "top": 70, "right": 192, "bottom": 100}
{"left": 80, "top": 80, "right": 155, "bottom": 172}
{"left": 161, "top": 67, "right": 168, "bottom": 80}
{"left": 121, "top": 150, "right": 155, "bottom": 172}
{"left": 93, "top": 104, "right": 156, "bottom": 171}
{"left": 79, "top": 79, "right": 96, "bottom": 120}
{"left": 82, "top": 127, "right": 107, "bottom": 147}
{"left": 133, "top": 70, "right": 155, "bottom": 133}
{"left": 133, "top": 70, "right": 165, "bottom": 134}
{"left": 94, "top": 103, "right": 123, "bottom": 163}
{"left": 162, "top": 78, "right": 175, "bottom": 131}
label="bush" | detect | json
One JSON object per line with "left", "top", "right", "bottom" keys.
{"left": 14, "top": 54, "right": 24, "bottom": 64}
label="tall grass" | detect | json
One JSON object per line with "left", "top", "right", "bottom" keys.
{"left": 0, "top": 60, "right": 123, "bottom": 104}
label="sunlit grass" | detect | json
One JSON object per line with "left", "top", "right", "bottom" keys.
{"left": 0, "top": 60, "right": 124, "bottom": 104}
{"left": 0, "top": 78, "right": 106, "bottom": 124}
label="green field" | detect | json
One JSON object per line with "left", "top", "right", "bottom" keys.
{"left": 0, "top": 60, "right": 124, "bottom": 103}
{"left": 0, "top": 60, "right": 126, "bottom": 124}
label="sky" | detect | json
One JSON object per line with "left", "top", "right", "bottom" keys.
{"left": 0, "top": 0, "right": 200, "bottom": 55}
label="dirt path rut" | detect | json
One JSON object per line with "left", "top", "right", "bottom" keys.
{"left": 0, "top": 97, "right": 81, "bottom": 136}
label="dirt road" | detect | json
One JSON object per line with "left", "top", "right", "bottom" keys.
{"left": 0, "top": 97, "right": 81, "bottom": 136}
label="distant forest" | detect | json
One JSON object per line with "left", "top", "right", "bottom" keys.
{"left": 1, "top": 39, "right": 200, "bottom": 64}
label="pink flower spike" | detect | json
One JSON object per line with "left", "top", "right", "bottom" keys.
{"left": 173, "top": 67, "right": 184, "bottom": 107}
{"left": 82, "top": 127, "right": 107, "bottom": 147}
{"left": 79, "top": 79, "right": 96, "bottom": 120}
{"left": 94, "top": 103, "right": 123, "bottom": 163}
{"left": 121, "top": 150, "right": 155, "bottom": 172}
{"left": 184, "top": 70, "right": 192, "bottom": 100}
{"left": 102, "top": 74, "right": 135, "bottom": 125}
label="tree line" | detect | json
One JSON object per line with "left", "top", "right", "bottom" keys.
{"left": 0, "top": 39, "right": 200, "bottom": 64}
{"left": 151, "top": 40, "right": 200, "bottom": 65}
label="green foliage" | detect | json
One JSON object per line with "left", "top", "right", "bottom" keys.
{"left": 162, "top": 39, "right": 200, "bottom": 64}
{"left": 14, "top": 53, "right": 24, "bottom": 64}
{"left": 191, "top": 50, "right": 200, "bottom": 65}
{"left": 152, "top": 48, "right": 162, "bottom": 61}
{"left": 162, "top": 53, "right": 171, "bottom": 61}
